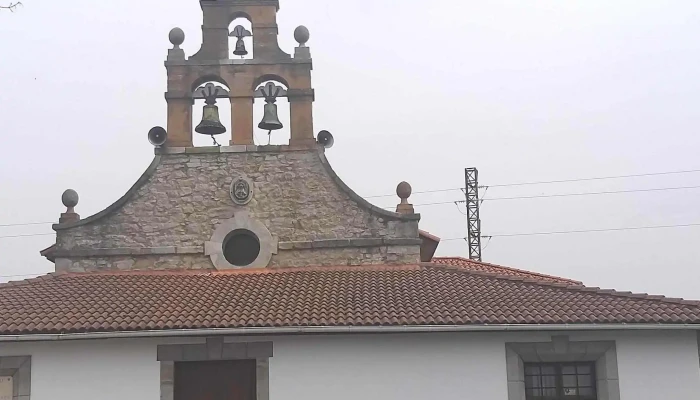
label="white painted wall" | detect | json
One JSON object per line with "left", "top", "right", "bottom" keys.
{"left": 0, "top": 339, "right": 161, "bottom": 400}
{"left": 0, "top": 330, "right": 697, "bottom": 400}
{"left": 269, "top": 334, "right": 508, "bottom": 400}
{"left": 616, "top": 331, "right": 700, "bottom": 399}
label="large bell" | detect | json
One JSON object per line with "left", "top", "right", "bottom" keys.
{"left": 195, "top": 104, "right": 226, "bottom": 136}
{"left": 258, "top": 103, "right": 283, "bottom": 131}
{"left": 233, "top": 38, "right": 248, "bottom": 57}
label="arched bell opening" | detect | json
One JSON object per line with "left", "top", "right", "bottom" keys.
{"left": 191, "top": 80, "right": 232, "bottom": 147}
{"left": 253, "top": 79, "right": 290, "bottom": 145}
{"left": 228, "top": 18, "right": 253, "bottom": 60}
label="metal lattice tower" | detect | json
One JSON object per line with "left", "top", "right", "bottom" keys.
{"left": 465, "top": 168, "right": 482, "bottom": 261}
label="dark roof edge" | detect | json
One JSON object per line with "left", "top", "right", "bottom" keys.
{"left": 424, "top": 263, "right": 700, "bottom": 307}
{"left": 316, "top": 149, "right": 420, "bottom": 222}
{"left": 434, "top": 256, "right": 582, "bottom": 285}
{"left": 39, "top": 244, "right": 57, "bottom": 262}
{"left": 53, "top": 156, "right": 162, "bottom": 231}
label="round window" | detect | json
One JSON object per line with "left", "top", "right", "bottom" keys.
{"left": 222, "top": 229, "right": 261, "bottom": 267}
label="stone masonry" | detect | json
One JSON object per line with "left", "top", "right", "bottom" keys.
{"left": 48, "top": 0, "right": 422, "bottom": 273}
{"left": 52, "top": 146, "right": 421, "bottom": 272}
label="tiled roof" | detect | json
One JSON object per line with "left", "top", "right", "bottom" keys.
{"left": 0, "top": 264, "right": 699, "bottom": 335}
{"left": 432, "top": 257, "right": 582, "bottom": 284}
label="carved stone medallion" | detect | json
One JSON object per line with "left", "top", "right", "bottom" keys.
{"left": 230, "top": 176, "right": 253, "bottom": 205}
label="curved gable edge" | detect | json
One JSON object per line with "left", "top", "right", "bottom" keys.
{"left": 315, "top": 149, "right": 420, "bottom": 222}
{"left": 52, "top": 149, "right": 418, "bottom": 232}
{"left": 53, "top": 156, "right": 162, "bottom": 231}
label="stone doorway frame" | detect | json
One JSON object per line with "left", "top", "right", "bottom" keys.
{"left": 158, "top": 338, "right": 272, "bottom": 400}
{"left": 0, "top": 356, "right": 30, "bottom": 400}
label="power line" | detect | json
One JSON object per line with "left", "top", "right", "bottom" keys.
{"left": 364, "top": 187, "right": 461, "bottom": 199}
{"left": 483, "top": 223, "right": 700, "bottom": 237}
{"left": 437, "top": 222, "right": 700, "bottom": 241}
{"left": 483, "top": 168, "right": 700, "bottom": 188}
{"left": 0, "top": 233, "right": 54, "bottom": 239}
{"left": 0, "top": 272, "right": 52, "bottom": 279}
{"left": 362, "top": 167, "right": 700, "bottom": 199}
{"left": 483, "top": 184, "right": 700, "bottom": 201}
{"left": 379, "top": 184, "right": 700, "bottom": 209}
{"left": 0, "top": 222, "right": 53, "bottom": 228}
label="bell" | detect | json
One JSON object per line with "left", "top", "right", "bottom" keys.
{"left": 195, "top": 104, "right": 226, "bottom": 136}
{"left": 233, "top": 38, "right": 248, "bottom": 57}
{"left": 258, "top": 103, "right": 283, "bottom": 131}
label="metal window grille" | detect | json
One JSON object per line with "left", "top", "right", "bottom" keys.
{"left": 524, "top": 362, "right": 597, "bottom": 400}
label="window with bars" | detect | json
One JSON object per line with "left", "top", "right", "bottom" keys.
{"left": 524, "top": 362, "right": 597, "bottom": 400}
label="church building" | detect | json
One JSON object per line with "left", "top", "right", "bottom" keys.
{"left": 1, "top": 1, "right": 699, "bottom": 399}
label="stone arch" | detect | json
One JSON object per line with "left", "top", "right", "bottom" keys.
{"left": 191, "top": 74, "right": 231, "bottom": 94}
{"left": 228, "top": 11, "right": 252, "bottom": 25}
{"left": 252, "top": 74, "right": 290, "bottom": 91}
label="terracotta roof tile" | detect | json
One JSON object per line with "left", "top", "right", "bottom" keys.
{"left": 432, "top": 257, "right": 582, "bottom": 284}
{"left": 0, "top": 264, "right": 698, "bottom": 335}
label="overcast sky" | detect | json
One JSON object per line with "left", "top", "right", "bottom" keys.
{"left": 1, "top": 0, "right": 699, "bottom": 298}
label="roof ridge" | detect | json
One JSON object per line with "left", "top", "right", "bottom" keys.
{"left": 13, "top": 264, "right": 423, "bottom": 279}
{"left": 0, "top": 272, "right": 64, "bottom": 288}
{"left": 432, "top": 256, "right": 582, "bottom": 284}
{"left": 424, "top": 263, "right": 700, "bottom": 307}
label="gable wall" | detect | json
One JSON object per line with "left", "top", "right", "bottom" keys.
{"left": 53, "top": 148, "right": 420, "bottom": 272}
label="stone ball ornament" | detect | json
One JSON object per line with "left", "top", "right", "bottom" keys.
{"left": 61, "top": 189, "right": 79, "bottom": 209}
{"left": 294, "top": 25, "right": 310, "bottom": 46}
{"left": 396, "top": 181, "right": 412, "bottom": 201}
{"left": 169, "top": 27, "right": 185, "bottom": 47}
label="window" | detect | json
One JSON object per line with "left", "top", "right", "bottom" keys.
{"left": 524, "top": 362, "right": 596, "bottom": 400}
{"left": 223, "top": 229, "right": 261, "bottom": 266}
{"left": 206, "top": 214, "right": 276, "bottom": 270}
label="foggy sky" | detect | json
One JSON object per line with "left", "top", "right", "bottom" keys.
{"left": 1, "top": 0, "right": 699, "bottom": 298}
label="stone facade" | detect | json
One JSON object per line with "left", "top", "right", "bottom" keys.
{"left": 48, "top": 0, "right": 423, "bottom": 273}
{"left": 53, "top": 146, "right": 421, "bottom": 272}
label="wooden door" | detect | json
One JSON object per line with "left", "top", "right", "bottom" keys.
{"left": 174, "top": 360, "right": 256, "bottom": 400}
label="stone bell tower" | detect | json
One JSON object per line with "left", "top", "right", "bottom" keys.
{"left": 43, "top": 0, "right": 424, "bottom": 273}
{"left": 165, "top": 0, "right": 314, "bottom": 147}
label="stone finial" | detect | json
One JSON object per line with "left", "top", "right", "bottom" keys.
{"left": 395, "top": 181, "right": 414, "bottom": 214}
{"left": 294, "top": 25, "right": 311, "bottom": 59}
{"left": 169, "top": 27, "right": 185, "bottom": 49}
{"left": 167, "top": 28, "right": 186, "bottom": 62}
{"left": 294, "top": 26, "right": 310, "bottom": 47}
{"left": 59, "top": 189, "right": 80, "bottom": 224}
